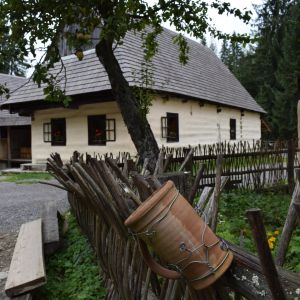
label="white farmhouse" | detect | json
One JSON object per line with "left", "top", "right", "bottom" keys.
{"left": 1, "top": 29, "right": 265, "bottom": 163}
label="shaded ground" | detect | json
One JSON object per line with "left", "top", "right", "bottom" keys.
{"left": 0, "top": 181, "right": 69, "bottom": 299}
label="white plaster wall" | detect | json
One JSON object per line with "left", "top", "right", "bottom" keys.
{"left": 31, "top": 97, "right": 261, "bottom": 163}
{"left": 32, "top": 101, "right": 136, "bottom": 163}
{"left": 149, "top": 97, "right": 261, "bottom": 147}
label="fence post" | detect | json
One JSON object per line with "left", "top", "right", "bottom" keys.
{"left": 246, "top": 209, "right": 286, "bottom": 300}
{"left": 287, "top": 139, "right": 295, "bottom": 194}
{"left": 276, "top": 168, "right": 300, "bottom": 266}
{"left": 181, "top": 147, "right": 193, "bottom": 174}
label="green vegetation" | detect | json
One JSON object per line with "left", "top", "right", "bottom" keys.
{"left": 0, "top": 17, "right": 29, "bottom": 76}
{"left": 0, "top": 172, "right": 53, "bottom": 183}
{"left": 36, "top": 213, "right": 106, "bottom": 300}
{"left": 217, "top": 189, "right": 300, "bottom": 271}
{"left": 220, "top": 0, "right": 300, "bottom": 139}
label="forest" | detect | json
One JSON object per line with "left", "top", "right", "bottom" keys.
{"left": 219, "top": 0, "right": 300, "bottom": 140}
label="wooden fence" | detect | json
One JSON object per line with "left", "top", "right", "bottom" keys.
{"left": 95, "top": 140, "right": 299, "bottom": 190}
{"left": 164, "top": 140, "right": 300, "bottom": 190}
{"left": 46, "top": 152, "right": 300, "bottom": 299}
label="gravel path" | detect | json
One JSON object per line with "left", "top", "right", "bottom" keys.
{"left": 0, "top": 180, "right": 69, "bottom": 299}
{"left": 0, "top": 181, "right": 69, "bottom": 232}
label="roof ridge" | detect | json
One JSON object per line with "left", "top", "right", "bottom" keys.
{"left": 1, "top": 28, "right": 265, "bottom": 114}
{"left": 0, "top": 73, "right": 27, "bottom": 80}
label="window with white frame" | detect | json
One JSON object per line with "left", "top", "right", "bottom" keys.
{"left": 43, "top": 123, "right": 51, "bottom": 143}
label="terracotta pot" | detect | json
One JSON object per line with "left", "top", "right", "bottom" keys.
{"left": 125, "top": 180, "right": 233, "bottom": 290}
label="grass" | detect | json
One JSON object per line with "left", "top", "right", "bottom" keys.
{"left": 0, "top": 172, "right": 53, "bottom": 183}
{"left": 36, "top": 212, "right": 106, "bottom": 300}
{"left": 216, "top": 189, "right": 300, "bottom": 271}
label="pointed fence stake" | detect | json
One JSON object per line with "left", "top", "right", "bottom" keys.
{"left": 276, "top": 168, "right": 300, "bottom": 266}
{"left": 246, "top": 208, "right": 286, "bottom": 300}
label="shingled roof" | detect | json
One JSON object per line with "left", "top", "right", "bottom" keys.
{"left": 1, "top": 28, "right": 265, "bottom": 114}
{"left": 0, "top": 74, "right": 31, "bottom": 126}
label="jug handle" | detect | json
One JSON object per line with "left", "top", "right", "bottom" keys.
{"left": 138, "top": 239, "right": 181, "bottom": 279}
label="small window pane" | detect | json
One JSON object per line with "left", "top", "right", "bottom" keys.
{"left": 88, "top": 115, "right": 106, "bottom": 145}
{"left": 161, "top": 117, "right": 167, "bottom": 138}
{"left": 230, "top": 118, "right": 236, "bottom": 140}
{"left": 43, "top": 123, "right": 51, "bottom": 143}
{"left": 106, "top": 119, "right": 116, "bottom": 142}
{"left": 51, "top": 118, "right": 66, "bottom": 146}
{"left": 167, "top": 113, "right": 179, "bottom": 142}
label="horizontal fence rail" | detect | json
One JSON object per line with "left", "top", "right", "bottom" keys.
{"left": 93, "top": 140, "right": 300, "bottom": 191}
{"left": 164, "top": 140, "right": 300, "bottom": 190}
{"left": 46, "top": 151, "right": 300, "bottom": 299}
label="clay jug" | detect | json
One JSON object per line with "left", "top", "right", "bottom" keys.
{"left": 125, "top": 180, "right": 233, "bottom": 290}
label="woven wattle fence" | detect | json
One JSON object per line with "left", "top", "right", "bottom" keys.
{"left": 92, "top": 139, "right": 300, "bottom": 191}
{"left": 164, "top": 139, "right": 300, "bottom": 190}
{"left": 47, "top": 151, "right": 300, "bottom": 300}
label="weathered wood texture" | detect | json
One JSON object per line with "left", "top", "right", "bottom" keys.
{"left": 276, "top": 168, "right": 300, "bottom": 266}
{"left": 209, "top": 155, "right": 223, "bottom": 232}
{"left": 226, "top": 243, "right": 300, "bottom": 299}
{"left": 246, "top": 209, "right": 286, "bottom": 300}
{"left": 287, "top": 139, "right": 295, "bottom": 194}
{"left": 157, "top": 171, "right": 192, "bottom": 199}
{"left": 188, "top": 163, "right": 205, "bottom": 204}
{"left": 42, "top": 201, "right": 60, "bottom": 255}
{"left": 47, "top": 152, "right": 300, "bottom": 300}
{"left": 5, "top": 219, "right": 46, "bottom": 297}
{"left": 86, "top": 139, "right": 300, "bottom": 192}
{"left": 164, "top": 140, "right": 300, "bottom": 190}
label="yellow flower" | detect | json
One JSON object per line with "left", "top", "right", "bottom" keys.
{"left": 269, "top": 236, "right": 276, "bottom": 242}
{"left": 274, "top": 230, "right": 279, "bottom": 236}
{"left": 268, "top": 240, "right": 274, "bottom": 250}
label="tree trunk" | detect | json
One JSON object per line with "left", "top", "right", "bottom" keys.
{"left": 95, "top": 38, "right": 159, "bottom": 171}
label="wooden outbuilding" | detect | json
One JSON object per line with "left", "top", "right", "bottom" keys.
{"left": 0, "top": 74, "right": 31, "bottom": 169}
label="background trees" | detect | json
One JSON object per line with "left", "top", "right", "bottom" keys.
{"left": 0, "top": 18, "right": 28, "bottom": 76}
{"left": 220, "top": 0, "right": 300, "bottom": 139}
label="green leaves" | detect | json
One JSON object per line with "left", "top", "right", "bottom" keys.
{"left": 1, "top": 0, "right": 255, "bottom": 108}
{"left": 0, "top": 15, "right": 29, "bottom": 76}
{"left": 173, "top": 34, "right": 189, "bottom": 65}
{"left": 142, "top": 29, "right": 160, "bottom": 62}
{"left": 33, "top": 61, "right": 71, "bottom": 107}
{"left": 44, "top": 85, "right": 72, "bottom": 107}
{"left": 36, "top": 213, "right": 106, "bottom": 299}
{"left": 231, "top": 0, "right": 300, "bottom": 139}
{"left": 217, "top": 189, "right": 297, "bottom": 262}
{"left": 0, "top": 83, "right": 10, "bottom": 99}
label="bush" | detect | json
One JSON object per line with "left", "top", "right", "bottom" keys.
{"left": 36, "top": 213, "right": 106, "bottom": 299}
{"left": 217, "top": 189, "right": 300, "bottom": 271}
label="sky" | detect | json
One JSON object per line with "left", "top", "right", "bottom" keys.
{"left": 145, "top": 0, "right": 264, "bottom": 35}
{"left": 156, "top": 0, "right": 264, "bottom": 50}
{"left": 205, "top": 0, "right": 263, "bottom": 35}
{"left": 27, "top": 0, "right": 264, "bottom": 76}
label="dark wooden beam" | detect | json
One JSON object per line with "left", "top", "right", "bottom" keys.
{"left": 7, "top": 90, "right": 114, "bottom": 116}
{"left": 246, "top": 208, "right": 286, "bottom": 300}
{"left": 7, "top": 126, "right": 11, "bottom": 168}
